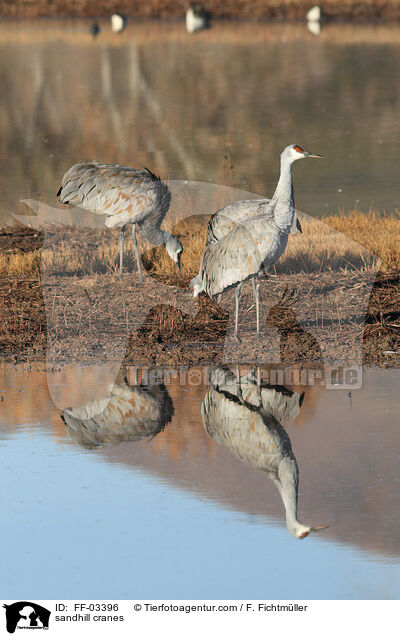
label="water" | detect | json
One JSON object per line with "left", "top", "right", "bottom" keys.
{"left": 2, "top": 21, "right": 400, "bottom": 225}
{"left": 1, "top": 363, "right": 399, "bottom": 599}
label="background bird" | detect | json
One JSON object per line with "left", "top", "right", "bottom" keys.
{"left": 186, "top": 3, "right": 211, "bottom": 33}
{"left": 191, "top": 144, "right": 322, "bottom": 339}
{"left": 57, "top": 161, "right": 183, "bottom": 280}
{"left": 202, "top": 367, "right": 328, "bottom": 538}
{"left": 111, "top": 13, "right": 127, "bottom": 33}
{"left": 61, "top": 367, "right": 174, "bottom": 449}
{"left": 90, "top": 22, "right": 100, "bottom": 38}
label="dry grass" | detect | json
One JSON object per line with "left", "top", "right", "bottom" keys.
{"left": 143, "top": 209, "right": 399, "bottom": 283}
{"left": 0, "top": 209, "right": 398, "bottom": 285}
{"left": 324, "top": 210, "right": 400, "bottom": 272}
{"left": 0, "top": 210, "right": 399, "bottom": 365}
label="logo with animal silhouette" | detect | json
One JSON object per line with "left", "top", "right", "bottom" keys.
{"left": 2, "top": 602, "right": 50, "bottom": 633}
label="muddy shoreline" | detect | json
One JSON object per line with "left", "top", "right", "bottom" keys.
{"left": 1, "top": 226, "right": 399, "bottom": 368}
{"left": 2, "top": 1, "right": 400, "bottom": 22}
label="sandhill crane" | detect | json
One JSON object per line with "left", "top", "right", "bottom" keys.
{"left": 186, "top": 4, "right": 211, "bottom": 33}
{"left": 57, "top": 161, "right": 183, "bottom": 280}
{"left": 61, "top": 368, "right": 173, "bottom": 449}
{"left": 111, "top": 13, "right": 127, "bottom": 33}
{"left": 202, "top": 367, "right": 328, "bottom": 538}
{"left": 191, "top": 145, "right": 322, "bottom": 339}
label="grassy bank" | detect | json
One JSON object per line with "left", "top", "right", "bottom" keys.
{"left": 1, "top": 210, "right": 398, "bottom": 281}
{"left": 2, "top": 0, "right": 400, "bottom": 21}
{"left": 0, "top": 210, "right": 399, "bottom": 366}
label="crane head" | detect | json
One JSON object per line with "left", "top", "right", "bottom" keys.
{"left": 165, "top": 235, "right": 183, "bottom": 274}
{"left": 289, "top": 522, "right": 330, "bottom": 539}
{"left": 283, "top": 144, "right": 324, "bottom": 162}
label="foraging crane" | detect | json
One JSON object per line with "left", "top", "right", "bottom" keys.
{"left": 61, "top": 368, "right": 173, "bottom": 449}
{"left": 57, "top": 161, "right": 183, "bottom": 280}
{"left": 111, "top": 13, "right": 127, "bottom": 33}
{"left": 191, "top": 145, "right": 322, "bottom": 339}
{"left": 202, "top": 367, "right": 329, "bottom": 538}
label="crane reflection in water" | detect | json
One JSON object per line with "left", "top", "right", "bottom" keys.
{"left": 61, "top": 367, "right": 173, "bottom": 449}
{"left": 202, "top": 367, "right": 329, "bottom": 539}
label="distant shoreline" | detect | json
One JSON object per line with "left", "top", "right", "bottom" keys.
{"left": 2, "top": 0, "right": 400, "bottom": 22}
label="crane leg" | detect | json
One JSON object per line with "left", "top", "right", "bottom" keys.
{"left": 236, "top": 363, "right": 245, "bottom": 403}
{"left": 256, "top": 365, "right": 262, "bottom": 404}
{"left": 234, "top": 282, "right": 243, "bottom": 342}
{"left": 251, "top": 277, "right": 261, "bottom": 336}
{"left": 119, "top": 225, "right": 126, "bottom": 277}
{"left": 131, "top": 223, "right": 144, "bottom": 283}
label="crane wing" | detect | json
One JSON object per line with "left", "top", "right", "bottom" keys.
{"left": 207, "top": 197, "right": 300, "bottom": 244}
{"left": 57, "top": 161, "right": 171, "bottom": 228}
{"left": 207, "top": 199, "right": 270, "bottom": 244}
{"left": 200, "top": 223, "right": 265, "bottom": 296}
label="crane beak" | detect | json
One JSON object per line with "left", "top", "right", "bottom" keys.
{"left": 305, "top": 152, "right": 324, "bottom": 158}
{"left": 311, "top": 524, "right": 330, "bottom": 532}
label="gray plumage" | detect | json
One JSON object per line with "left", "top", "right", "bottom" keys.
{"left": 207, "top": 199, "right": 301, "bottom": 246}
{"left": 202, "top": 367, "right": 328, "bottom": 538}
{"left": 61, "top": 370, "right": 173, "bottom": 449}
{"left": 191, "top": 145, "right": 322, "bottom": 338}
{"left": 57, "top": 161, "right": 183, "bottom": 279}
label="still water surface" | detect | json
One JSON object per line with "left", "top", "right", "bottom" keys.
{"left": 2, "top": 21, "right": 400, "bottom": 224}
{"left": 1, "top": 363, "right": 399, "bottom": 599}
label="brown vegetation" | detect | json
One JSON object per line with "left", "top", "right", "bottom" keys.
{"left": 0, "top": 210, "right": 399, "bottom": 366}
{"left": 3, "top": 0, "right": 400, "bottom": 20}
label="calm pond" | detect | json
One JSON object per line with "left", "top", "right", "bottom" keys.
{"left": 0, "top": 363, "right": 399, "bottom": 599}
{"left": 2, "top": 21, "right": 400, "bottom": 223}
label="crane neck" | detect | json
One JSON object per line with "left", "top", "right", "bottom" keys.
{"left": 271, "top": 157, "right": 295, "bottom": 234}
{"left": 138, "top": 224, "right": 171, "bottom": 247}
{"left": 270, "top": 456, "right": 307, "bottom": 538}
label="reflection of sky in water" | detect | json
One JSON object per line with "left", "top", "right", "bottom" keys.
{"left": 1, "top": 430, "right": 399, "bottom": 600}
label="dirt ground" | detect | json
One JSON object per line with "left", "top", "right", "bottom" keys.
{"left": 0, "top": 226, "right": 399, "bottom": 368}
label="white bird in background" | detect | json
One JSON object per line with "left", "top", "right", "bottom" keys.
{"left": 306, "top": 6, "right": 322, "bottom": 36}
{"left": 111, "top": 13, "right": 127, "bottom": 33}
{"left": 202, "top": 367, "right": 329, "bottom": 539}
{"left": 57, "top": 161, "right": 183, "bottom": 280}
{"left": 191, "top": 145, "right": 323, "bottom": 339}
{"left": 306, "top": 5, "right": 321, "bottom": 20}
{"left": 186, "top": 4, "right": 211, "bottom": 33}
{"left": 61, "top": 368, "right": 174, "bottom": 449}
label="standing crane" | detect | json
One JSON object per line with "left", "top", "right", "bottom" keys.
{"left": 57, "top": 161, "right": 183, "bottom": 280}
{"left": 190, "top": 144, "right": 322, "bottom": 339}
{"left": 61, "top": 367, "right": 173, "bottom": 449}
{"left": 202, "top": 367, "right": 329, "bottom": 539}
